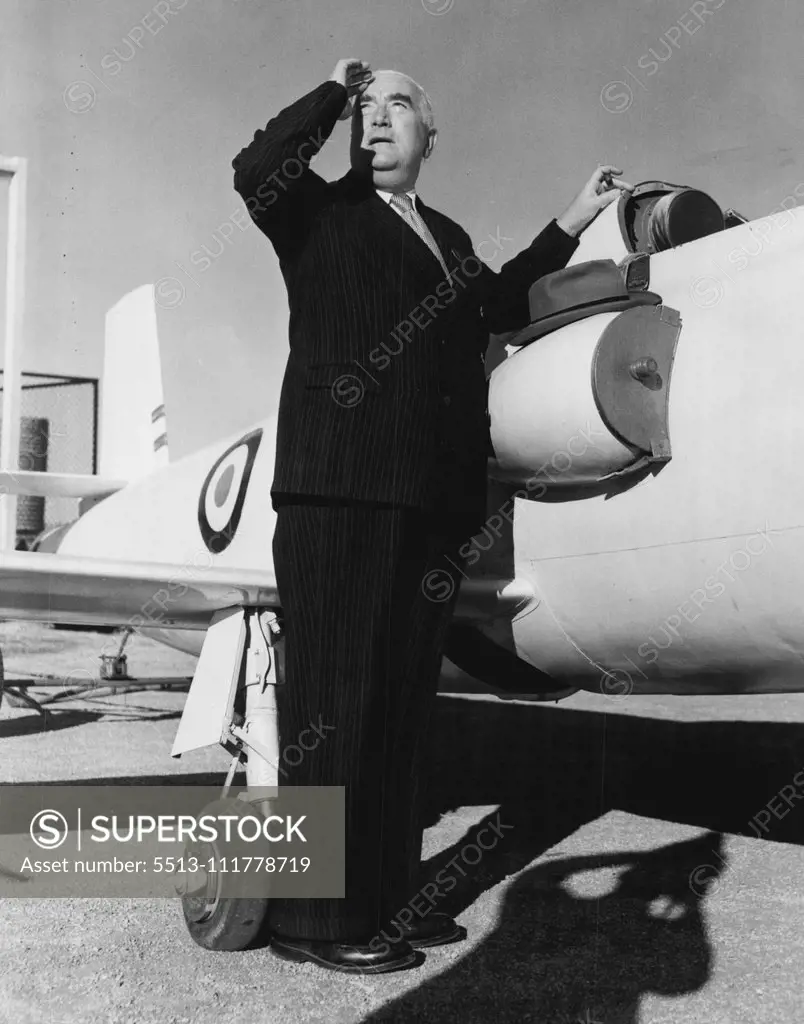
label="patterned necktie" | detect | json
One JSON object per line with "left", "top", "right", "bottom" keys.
{"left": 388, "top": 192, "right": 450, "bottom": 278}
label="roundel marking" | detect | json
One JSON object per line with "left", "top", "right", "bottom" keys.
{"left": 203, "top": 445, "right": 247, "bottom": 534}
{"left": 198, "top": 428, "right": 263, "bottom": 553}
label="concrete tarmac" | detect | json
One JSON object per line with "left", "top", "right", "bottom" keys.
{"left": 2, "top": 622, "right": 804, "bottom": 1024}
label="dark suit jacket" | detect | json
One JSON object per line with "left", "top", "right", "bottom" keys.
{"left": 233, "top": 80, "right": 578, "bottom": 538}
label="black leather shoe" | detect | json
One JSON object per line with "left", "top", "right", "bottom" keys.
{"left": 269, "top": 935, "right": 420, "bottom": 974}
{"left": 397, "top": 912, "right": 467, "bottom": 949}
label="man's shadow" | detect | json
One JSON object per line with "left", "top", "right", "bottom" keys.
{"left": 367, "top": 832, "right": 724, "bottom": 1024}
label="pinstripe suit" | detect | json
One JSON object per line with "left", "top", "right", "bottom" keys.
{"left": 232, "top": 80, "right": 578, "bottom": 941}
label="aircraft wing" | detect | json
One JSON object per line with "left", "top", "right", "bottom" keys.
{"left": 0, "top": 548, "right": 535, "bottom": 633}
{"left": 0, "top": 470, "right": 126, "bottom": 498}
{"left": 0, "top": 551, "right": 278, "bottom": 629}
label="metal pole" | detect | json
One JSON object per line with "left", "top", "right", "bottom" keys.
{"left": 92, "top": 378, "right": 99, "bottom": 475}
{"left": 0, "top": 157, "right": 28, "bottom": 552}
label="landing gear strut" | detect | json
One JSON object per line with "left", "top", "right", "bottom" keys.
{"left": 174, "top": 607, "right": 285, "bottom": 951}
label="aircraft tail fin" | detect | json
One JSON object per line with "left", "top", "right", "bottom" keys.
{"left": 99, "top": 284, "right": 169, "bottom": 481}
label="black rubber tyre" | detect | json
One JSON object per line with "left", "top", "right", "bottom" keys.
{"left": 179, "top": 797, "right": 271, "bottom": 951}
{"left": 182, "top": 895, "right": 270, "bottom": 951}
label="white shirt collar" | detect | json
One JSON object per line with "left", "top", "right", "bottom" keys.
{"left": 377, "top": 188, "right": 418, "bottom": 207}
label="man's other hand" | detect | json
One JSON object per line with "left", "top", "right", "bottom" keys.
{"left": 556, "top": 165, "right": 634, "bottom": 238}
{"left": 330, "top": 59, "right": 374, "bottom": 121}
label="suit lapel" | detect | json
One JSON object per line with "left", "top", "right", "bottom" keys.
{"left": 371, "top": 193, "right": 448, "bottom": 283}
{"left": 415, "top": 198, "right": 461, "bottom": 271}
{"left": 338, "top": 173, "right": 464, "bottom": 285}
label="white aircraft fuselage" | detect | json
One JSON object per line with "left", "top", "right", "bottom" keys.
{"left": 20, "top": 197, "right": 804, "bottom": 698}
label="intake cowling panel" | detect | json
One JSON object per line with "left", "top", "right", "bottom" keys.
{"left": 488, "top": 303, "right": 681, "bottom": 490}
{"left": 592, "top": 304, "right": 681, "bottom": 477}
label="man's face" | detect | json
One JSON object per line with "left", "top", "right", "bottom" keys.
{"left": 350, "top": 71, "right": 435, "bottom": 190}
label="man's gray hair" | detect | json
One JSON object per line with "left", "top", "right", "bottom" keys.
{"left": 374, "top": 69, "right": 435, "bottom": 131}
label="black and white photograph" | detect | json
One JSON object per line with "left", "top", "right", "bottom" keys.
{"left": 2, "top": 1, "right": 804, "bottom": 1021}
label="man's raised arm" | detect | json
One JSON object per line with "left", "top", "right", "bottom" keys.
{"left": 479, "top": 164, "right": 633, "bottom": 333}
{"left": 232, "top": 59, "right": 373, "bottom": 243}
{"left": 478, "top": 219, "right": 579, "bottom": 334}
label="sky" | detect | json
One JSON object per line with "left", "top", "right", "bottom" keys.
{"left": 2, "top": 0, "right": 803, "bottom": 458}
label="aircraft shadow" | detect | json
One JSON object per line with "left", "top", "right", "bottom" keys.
{"left": 424, "top": 695, "right": 804, "bottom": 859}
{"left": 0, "top": 709, "right": 100, "bottom": 739}
{"left": 0, "top": 703, "right": 182, "bottom": 740}
{"left": 3, "top": 772, "right": 225, "bottom": 788}
{"left": 358, "top": 695, "right": 804, "bottom": 1023}
{"left": 11, "top": 692, "right": 804, "bottom": 845}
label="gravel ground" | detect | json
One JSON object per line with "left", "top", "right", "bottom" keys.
{"left": 2, "top": 622, "right": 804, "bottom": 1024}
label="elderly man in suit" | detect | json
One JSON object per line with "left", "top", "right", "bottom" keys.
{"left": 233, "top": 59, "right": 630, "bottom": 974}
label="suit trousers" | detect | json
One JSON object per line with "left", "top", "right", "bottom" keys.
{"left": 266, "top": 500, "right": 464, "bottom": 942}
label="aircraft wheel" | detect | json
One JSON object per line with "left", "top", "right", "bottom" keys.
{"left": 179, "top": 799, "right": 270, "bottom": 951}
{"left": 0, "top": 645, "right": 4, "bottom": 709}
{"left": 182, "top": 894, "right": 269, "bottom": 951}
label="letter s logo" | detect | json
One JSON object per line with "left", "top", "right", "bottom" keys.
{"left": 198, "top": 428, "right": 262, "bottom": 553}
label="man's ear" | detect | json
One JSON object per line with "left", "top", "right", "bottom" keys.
{"left": 423, "top": 128, "right": 438, "bottom": 161}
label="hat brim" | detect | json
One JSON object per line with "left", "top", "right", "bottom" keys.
{"left": 509, "top": 291, "right": 663, "bottom": 348}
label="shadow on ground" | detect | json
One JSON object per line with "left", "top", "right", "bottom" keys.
{"left": 364, "top": 696, "right": 804, "bottom": 1023}
{"left": 368, "top": 832, "right": 723, "bottom": 1024}
{"left": 0, "top": 708, "right": 100, "bottom": 738}
{"left": 8, "top": 690, "right": 804, "bottom": 1020}
{"left": 425, "top": 696, "right": 804, "bottom": 854}
{"left": 0, "top": 703, "right": 182, "bottom": 739}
